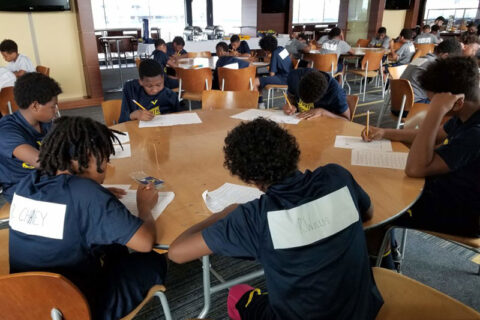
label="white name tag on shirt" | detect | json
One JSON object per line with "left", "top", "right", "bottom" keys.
{"left": 409, "top": 44, "right": 416, "bottom": 53}
{"left": 223, "top": 63, "right": 239, "bottom": 69}
{"left": 322, "top": 43, "right": 338, "bottom": 51}
{"left": 279, "top": 48, "right": 289, "bottom": 60}
{"left": 267, "top": 187, "right": 359, "bottom": 249}
{"left": 9, "top": 193, "right": 66, "bottom": 240}
{"left": 416, "top": 38, "right": 430, "bottom": 44}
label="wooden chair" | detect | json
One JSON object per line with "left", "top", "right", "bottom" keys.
{"left": 0, "top": 227, "right": 9, "bottom": 275}
{"left": 0, "top": 202, "right": 9, "bottom": 230}
{"left": 120, "top": 285, "right": 172, "bottom": 320}
{"left": 389, "top": 79, "right": 414, "bottom": 128}
{"left": 175, "top": 67, "right": 212, "bottom": 111}
{"left": 373, "top": 267, "right": 480, "bottom": 320}
{"left": 36, "top": 65, "right": 50, "bottom": 76}
{"left": 412, "top": 43, "right": 435, "bottom": 61}
{"left": 0, "top": 86, "right": 19, "bottom": 115}
{"left": 388, "top": 64, "right": 408, "bottom": 80}
{"left": 201, "top": 90, "right": 259, "bottom": 110}
{"left": 392, "top": 42, "right": 403, "bottom": 51}
{"left": 346, "top": 95, "right": 359, "bottom": 121}
{"left": 101, "top": 99, "right": 122, "bottom": 126}
{"left": 355, "top": 38, "right": 370, "bottom": 47}
{"left": 135, "top": 57, "right": 141, "bottom": 69}
{"left": 304, "top": 53, "right": 344, "bottom": 84}
{"left": 217, "top": 66, "right": 256, "bottom": 91}
{"left": 404, "top": 102, "right": 429, "bottom": 129}
{"left": 264, "top": 84, "right": 288, "bottom": 109}
{"left": 186, "top": 51, "right": 212, "bottom": 58}
{"left": 345, "top": 51, "right": 385, "bottom": 101}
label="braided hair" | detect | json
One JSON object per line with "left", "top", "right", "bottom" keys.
{"left": 39, "top": 116, "right": 123, "bottom": 176}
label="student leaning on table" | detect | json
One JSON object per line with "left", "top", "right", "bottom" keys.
{"left": 119, "top": 59, "right": 179, "bottom": 123}
{"left": 362, "top": 57, "right": 480, "bottom": 237}
{"left": 169, "top": 118, "right": 383, "bottom": 320}
{"left": 0, "top": 39, "right": 35, "bottom": 78}
{"left": 9, "top": 116, "right": 167, "bottom": 320}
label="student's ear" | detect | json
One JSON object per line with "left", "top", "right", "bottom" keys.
{"left": 30, "top": 101, "right": 40, "bottom": 112}
{"left": 452, "top": 97, "right": 465, "bottom": 112}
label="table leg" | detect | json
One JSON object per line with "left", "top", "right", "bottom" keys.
{"left": 106, "top": 39, "right": 125, "bottom": 93}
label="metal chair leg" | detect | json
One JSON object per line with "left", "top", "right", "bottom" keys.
{"left": 154, "top": 291, "right": 173, "bottom": 320}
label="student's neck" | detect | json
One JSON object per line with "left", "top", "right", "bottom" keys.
{"left": 458, "top": 101, "right": 480, "bottom": 122}
{"left": 19, "top": 109, "right": 41, "bottom": 131}
{"left": 12, "top": 53, "right": 19, "bottom": 61}
{"left": 56, "top": 170, "right": 71, "bottom": 176}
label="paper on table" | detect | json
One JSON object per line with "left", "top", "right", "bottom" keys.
{"left": 102, "top": 184, "right": 131, "bottom": 191}
{"left": 111, "top": 144, "right": 131, "bottom": 159}
{"left": 202, "top": 183, "right": 264, "bottom": 213}
{"left": 231, "top": 109, "right": 301, "bottom": 125}
{"left": 119, "top": 190, "right": 175, "bottom": 220}
{"left": 334, "top": 136, "right": 392, "bottom": 152}
{"left": 351, "top": 150, "right": 408, "bottom": 170}
{"left": 113, "top": 132, "right": 130, "bottom": 145}
{"left": 139, "top": 113, "right": 202, "bottom": 128}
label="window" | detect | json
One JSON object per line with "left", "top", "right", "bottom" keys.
{"left": 292, "top": 0, "right": 340, "bottom": 24}
{"left": 213, "top": 0, "right": 242, "bottom": 34}
{"left": 91, "top": 0, "right": 185, "bottom": 41}
{"left": 192, "top": 0, "right": 207, "bottom": 28}
{"left": 424, "top": 0, "right": 479, "bottom": 23}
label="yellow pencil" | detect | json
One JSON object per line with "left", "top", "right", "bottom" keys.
{"left": 283, "top": 92, "right": 293, "bottom": 108}
{"left": 366, "top": 110, "right": 370, "bottom": 137}
{"left": 132, "top": 99, "right": 147, "bottom": 111}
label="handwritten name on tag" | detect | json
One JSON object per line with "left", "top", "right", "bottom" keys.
{"left": 279, "top": 48, "right": 289, "bottom": 60}
{"left": 9, "top": 194, "right": 66, "bottom": 240}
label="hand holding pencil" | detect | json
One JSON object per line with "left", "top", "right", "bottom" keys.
{"left": 130, "top": 100, "right": 154, "bottom": 121}
{"left": 282, "top": 92, "right": 296, "bottom": 115}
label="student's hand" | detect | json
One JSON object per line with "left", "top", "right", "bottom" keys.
{"left": 283, "top": 103, "right": 296, "bottom": 115}
{"left": 429, "top": 92, "right": 465, "bottom": 114}
{"left": 361, "top": 126, "right": 385, "bottom": 142}
{"left": 107, "top": 187, "right": 127, "bottom": 199}
{"left": 297, "top": 108, "right": 328, "bottom": 119}
{"left": 137, "top": 183, "right": 159, "bottom": 214}
{"left": 131, "top": 110, "right": 155, "bottom": 121}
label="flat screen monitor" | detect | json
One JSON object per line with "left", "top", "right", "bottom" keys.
{"left": 385, "top": 0, "right": 411, "bottom": 10}
{"left": 0, "top": 0, "right": 71, "bottom": 12}
{"left": 261, "top": 0, "right": 288, "bottom": 14}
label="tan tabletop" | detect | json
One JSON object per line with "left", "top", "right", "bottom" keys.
{"left": 177, "top": 57, "right": 269, "bottom": 70}
{"left": 108, "top": 109, "right": 424, "bottom": 245}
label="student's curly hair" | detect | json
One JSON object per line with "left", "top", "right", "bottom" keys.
{"left": 173, "top": 36, "right": 185, "bottom": 46}
{"left": 223, "top": 118, "right": 300, "bottom": 188}
{"left": 418, "top": 56, "right": 479, "bottom": 102}
{"left": 14, "top": 72, "right": 62, "bottom": 109}
{"left": 328, "top": 27, "right": 341, "bottom": 39}
{"left": 298, "top": 71, "right": 329, "bottom": 103}
{"left": 230, "top": 35, "right": 240, "bottom": 43}
{"left": 400, "top": 28, "right": 413, "bottom": 40}
{"left": 378, "top": 27, "right": 387, "bottom": 34}
{"left": 431, "top": 25, "right": 440, "bottom": 33}
{"left": 259, "top": 35, "right": 278, "bottom": 53}
{"left": 0, "top": 39, "right": 17, "bottom": 53}
{"left": 139, "top": 59, "right": 164, "bottom": 79}
{"left": 434, "top": 38, "right": 462, "bottom": 55}
{"left": 39, "top": 116, "right": 123, "bottom": 176}
{"left": 216, "top": 41, "right": 229, "bottom": 52}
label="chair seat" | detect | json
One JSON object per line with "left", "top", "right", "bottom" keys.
{"left": 182, "top": 92, "right": 203, "bottom": 101}
{"left": 347, "top": 69, "right": 379, "bottom": 78}
{"left": 424, "top": 231, "right": 480, "bottom": 249}
{"left": 264, "top": 84, "right": 288, "bottom": 90}
{"left": 120, "top": 285, "right": 166, "bottom": 320}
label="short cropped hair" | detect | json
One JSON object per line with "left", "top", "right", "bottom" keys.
{"left": 431, "top": 25, "right": 440, "bottom": 33}
{"left": 154, "top": 38, "right": 166, "bottom": 48}
{"left": 216, "top": 41, "right": 229, "bottom": 52}
{"left": 230, "top": 34, "right": 240, "bottom": 43}
{"left": 400, "top": 28, "right": 413, "bottom": 40}
{"left": 467, "top": 22, "right": 476, "bottom": 28}
{"left": 173, "top": 36, "right": 185, "bottom": 46}
{"left": 328, "top": 27, "right": 341, "bottom": 39}
{"left": 434, "top": 38, "right": 462, "bottom": 55}
{"left": 0, "top": 39, "right": 18, "bottom": 53}
{"left": 418, "top": 56, "right": 479, "bottom": 102}
{"left": 435, "top": 16, "right": 446, "bottom": 23}
{"left": 378, "top": 27, "right": 387, "bottom": 34}
{"left": 223, "top": 118, "right": 300, "bottom": 188}
{"left": 138, "top": 59, "right": 164, "bottom": 79}
{"left": 422, "top": 25, "right": 431, "bottom": 31}
{"left": 14, "top": 73, "right": 62, "bottom": 109}
{"left": 298, "top": 71, "right": 329, "bottom": 103}
{"left": 259, "top": 35, "right": 278, "bottom": 53}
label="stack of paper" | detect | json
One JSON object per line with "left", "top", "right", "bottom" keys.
{"left": 111, "top": 143, "right": 131, "bottom": 159}
{"left": 351, "top": 150, "right": 408, "bottom": 170}
{"left": 139, "top": 113, "right": 202, "bottom": 128}
{"left": 113, "top": 132, "right": 130, "bottom": 145}
{"left": 202, "top": 183, "right": 264, "bottom": 213}
{"left": 119, "top": 190, "right": 175, "bottom": 220}
{"left": 231, "top": 109, "right": 301, "bottom": 125}
{"left": 334, "top": 136, "right": 392, "bottom": 152}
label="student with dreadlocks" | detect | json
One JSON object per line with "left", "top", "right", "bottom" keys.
{"left": 0, "top": 72, "right": 61, "bottom": 202}
{"left": 8, "top": 116, "right": 167, "bottom": 320}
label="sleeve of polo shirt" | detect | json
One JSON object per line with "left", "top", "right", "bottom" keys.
{"left": 202, "top": 202, "right": 261, "bottom": 258}
{"left": 241, "top": 41, "right": 251, "bottom": 54}
{"left": 17, "top": 56, "right": 34, "bottom": 72}
{"left": 167, "top": 90, "right": 180, "bottom": 112}
{"left": 339, "top": 41, "right": 351, "bottom": 54}
{"left": 0, "top": 123, "right": 29, "bottom": 158}
{"left": 328, "top": 78, "right": 349, "bottom": 114}
{"left": 119, "top": 83, "right": 134, "bottom": 123}
{"left": 435, "top": 126, "right": 480, "bottom": 172}
{"left": 396, "top": 44, "right": 407, "bottom": 58}
{"left": 270, "top": 51, "right": 279, "bottom": 74}
{"left": 382, "top": 38, "right": 390, "bottom": 49}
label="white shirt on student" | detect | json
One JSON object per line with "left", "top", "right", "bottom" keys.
{"left": 0, "top": 67, "right": 15, "bottom": 90}
{"left": 5, "top": 54, "right": 35, "bottom": 73}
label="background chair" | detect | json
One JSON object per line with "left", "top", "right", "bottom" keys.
{"left": 264, "top": 84, "right": 288, "bottom": 109}
{"left": 376, "top": 79, "right": 413, "bottom": 128}
{"left": 373, "top": 267, "right": 480, "bottom": 320}
{"left": 120, "top": 285, "right": 172, "bottom": 320}
{"left": 345, "top": 51, "right": 385, "bottom": 101}
{"left": 346, "top": 95, "right": 359, "bottom": 121}
{"left": 355, "top": 38, "right": 370, "bottom": 47}
{"left": 304, "top": 53, "right": 344, "bottom": 86}
{"left": 218, "top": 66, "right": 256, "bottom": 91}
{"left": 412, "top": 43, "right": 435, "bottom": 61}
{"left": 36, "top": 65, "right": 50, "bottom": 76}
{"left": 175, "top": 67, "right": 212, "bottom": 111}
{"left": 101, "top": 99, "right": 122, "bottom": 126}
{"left": 186, "top": 51, "right": 212, "bottom": 58}
{"left": 135, "top": 57, "right": 141, "bottom": 69}
{"left": 0, "top": 87, "right": 19, "bottom": 115}
{"left": 201, "top": 90, "right": 259, "bottom": 110}
{"left": 388, "top": 64, "right": 407, "bottom": 80}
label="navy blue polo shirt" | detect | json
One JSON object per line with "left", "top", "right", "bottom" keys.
{"left": 415, "top": 110, "right": 480, "bottom": 236}
{"left": 0, "top": 111, "right": 52, "bottom": 202}
{"left": 229, "top": 40, "right": 251, "bottom": 54}
{"left": 151, "top": 49, "right": 169, "bottom": 67}
{"left": 119, "top": 79, "right": 179, "bottom": 123}
{"left": 203, "top": 164, "right": 383, "bottom": 320}
{"left": 287, "top": 68, "right": 348, "bottom": 115}
{"left": 166, "top": 42, "right": 187, "bottom": 58}
{"left": 216, "top": 56, "right": 250, "bottom": 69}
{"left": 269, "top": 46, "right": 292, "bottom": 79}
{"left": 9, "top": 172, "right": 142, "bottom": 299}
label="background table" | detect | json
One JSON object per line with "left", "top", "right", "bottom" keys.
{"left": 176, "top": 57, "right": 269, "bottom": 70}
{"left": 184, "top": 37, "right": 291, "bottom": 53}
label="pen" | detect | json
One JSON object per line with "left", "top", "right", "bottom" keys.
{"left": 366, "top": 110, "right": 370, "bottom": 137}
{"left": 132, "top": 99, "right": 147, "bottom": 111}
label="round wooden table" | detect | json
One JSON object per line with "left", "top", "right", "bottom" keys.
{"left": 108, "top": 109, "right": 424, "bottom": 246}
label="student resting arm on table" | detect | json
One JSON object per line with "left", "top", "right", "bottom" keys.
{"left": 0, "top": 39, "right": 35, "bottom": 78}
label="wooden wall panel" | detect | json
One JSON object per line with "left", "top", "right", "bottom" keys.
{"left": 256, "top": 0, "right": 289, "bottom": 33}
{"left": 368, "top": 0, "right": 386, "bottom": 38}
{"left": 404, "top": 0, "right": 421, "bottom": 28}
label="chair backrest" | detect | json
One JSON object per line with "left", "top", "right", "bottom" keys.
{"left": 0, "top": 87, "right": 19, "bottom": 116}
{"left": 36, "top": 65, "right": 50, "bottom": 76}
{"left": 305, "top": 53, "right": 338, "bottom": 74}
{"left": 361, "top": 51, "right": 384, "bottom": 71}
{"left": 186, "top": 51, "right": 212, "bottom": 58}
{"left": 217, "top": 66, "right": 256, "bottom": 91}
{"left": 201, "top": 90, "right": 259, "bottom": 110}
{"left": 175, "top": 67, "right": 213, "bottom": 93}
{"left": 414, "top": 43, "right": 435, "bottom": 55}
{"left": 388, "top": 64, "right": 408, "bottom": 80}
{"left": 0, "top": 226, "right": 9, "bottom": 275}
{"left": 135, "top": 57, "right": 141, "bottom": 69}
{"left": 346, "top": 95, "right": 359, "bottom": 121}
{"left": 101, "top": 99, "right": 122, "bottom": 126}
{"left": 355, "top": 38, "right": 370, "bottom": 47}
{"left": 373, "top": 267, "right": 480, "bottom": 320}
{"left": 392, "top": 42, "right": 403, "bottom": 51}
{"left": 0, "top": 272, "right": 91, "bottom": 320}
{"left": 390, "top": 79, "right": 414, "bottom": 114}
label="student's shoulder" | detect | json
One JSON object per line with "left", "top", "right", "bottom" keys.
{"left": 67, "top": 176, "right": 113, "bottom": 200}
{"left": 315, "top": 163, "right": 352, "bottom": 180}
{"left": 0, "top": 112, "right": 23, "bottom": 130}
{"left": 123, "top": 79, "right": 141, "bottom": 91}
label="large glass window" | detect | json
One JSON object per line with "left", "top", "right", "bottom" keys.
{"left": 213, "top": 0, "right": 242, "bottom": 34}
{"left": 91, "top": 0, "right": 185, "bottom": 41}
{"left": 424, "top": 0, "right": 479, "bottom": 23}
{"left": 192, "top": 0, "right": 207, "bottom": 28}
{"left": 292, "top": 0, "right": 340, "bottom": 24}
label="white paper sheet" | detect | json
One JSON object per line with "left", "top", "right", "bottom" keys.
{"left": 119, "top": 190, "right": 175, "bottom": 220}
{"left": 111, "top": 144, "right": 131, "bottom": 159}
{"left": 231, "top": 109, "right": 301, "bottom": 125}
{"left": 334, "top": 136, "right": 392, "bottom": 152}
{"left": 351, "top": 150, "right": 408, "bottom": 170}
{"left": 102, "top": 184, "right": 131, "bottom": 191}
{"left": 139, "top": 113, "right": 202, "bottom": 128}
{"left": 113, "top": 132, "right": 130, "bottom": 145}
{"left": 202, "top": 183, "right": 264, "bottom": 213}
